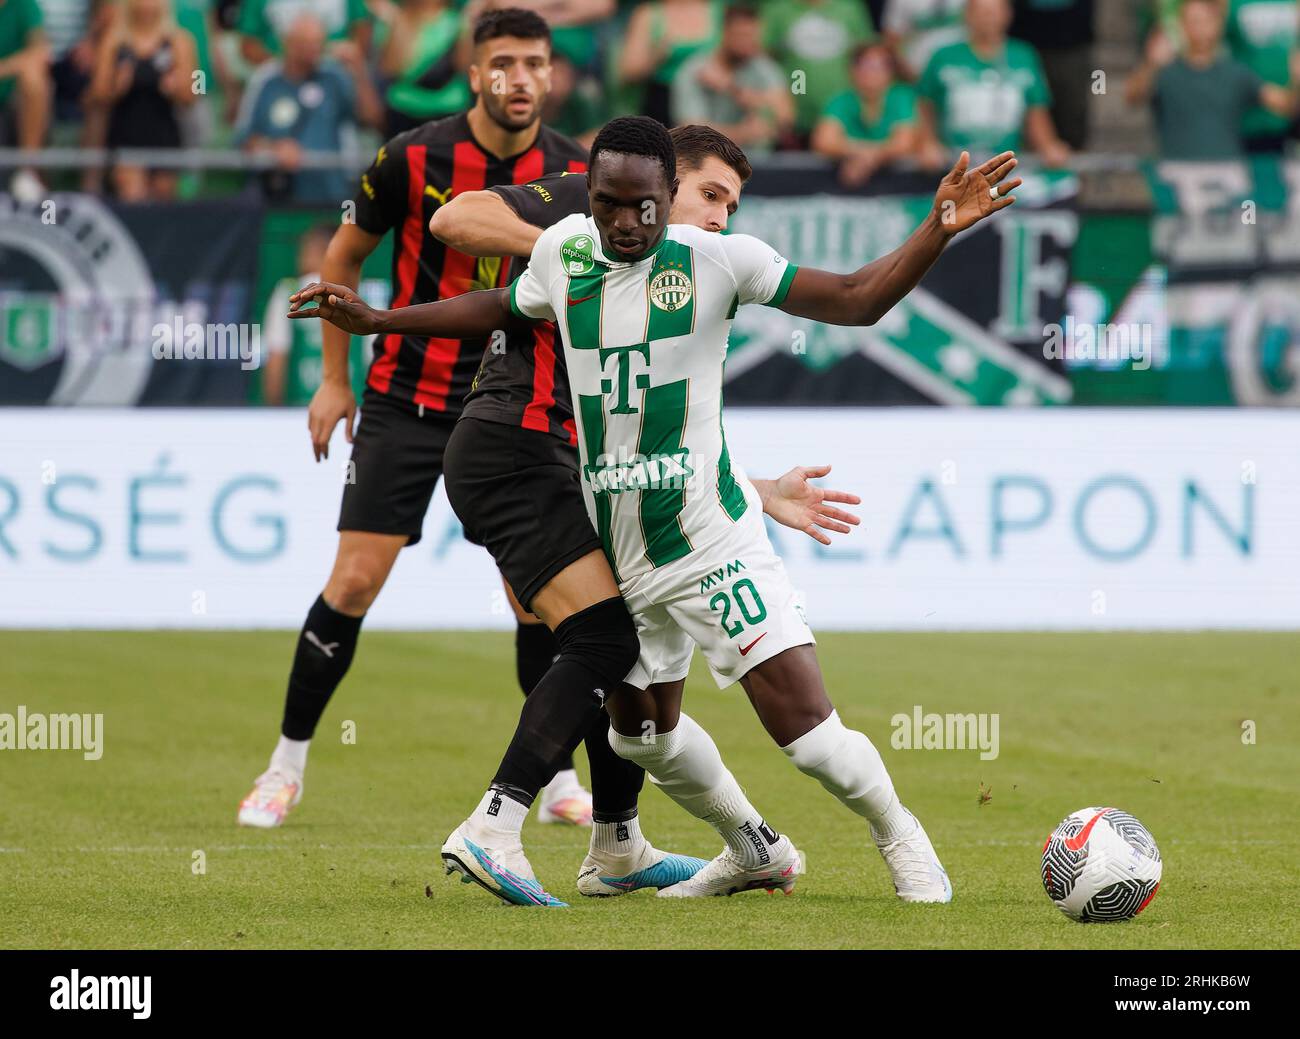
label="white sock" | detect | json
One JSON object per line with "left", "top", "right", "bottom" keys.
{"left": 270, "top": 735, "right": 309, "bottom": 777}
{"left": 868, "top": 794, "right": 913, "bottom": 842}
{"left": 609, "top": 713, "right": 782, "bottom": 868}
{"left": 590, "top": 813, "right": 643, "bottom": 855}
{"left": 543, "top": 768, "right": 581, "bottom": 798}
{"left": 471, "top": 787, "right": 527, "bottom": 835}
{"left": 781, "top": 711, "right": 907, "bottom": 839}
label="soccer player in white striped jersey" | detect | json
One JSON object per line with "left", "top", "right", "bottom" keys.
{"left": 290, "top": 116, "right": 1021, "bottom": 901}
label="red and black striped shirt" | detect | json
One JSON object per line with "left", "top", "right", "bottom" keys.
{"left": 460, "top": 170, "right": 593, "bottom": 444}
{"left": 352, "top": 113, "right": 586, "bottom": 413}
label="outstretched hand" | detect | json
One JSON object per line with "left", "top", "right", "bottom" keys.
{"left": 288, "top": 282, "right": 383, "bottom": 336}
{"left": 932, "top": 150, "right": 1021, "bottom": 235}
{"left": 761, "top": 465, "right": 861, "bottom": 546}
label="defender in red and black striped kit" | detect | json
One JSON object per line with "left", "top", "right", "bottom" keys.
{"left": 237, "top": 8, "right": 596, "bottom": 831}
{"left": 342, "top": 106, "right": 584, "bottom": 540}
{"left": 335, "top": 114, "right": 584, "bottom": 543}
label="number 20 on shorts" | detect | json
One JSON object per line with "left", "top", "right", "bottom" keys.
{"left": 710, "top": 578, "right": 768, "bottom": 638}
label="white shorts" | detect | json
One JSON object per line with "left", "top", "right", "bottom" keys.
{"left": 620, "top": 493, "right": 815, "bottom": 690}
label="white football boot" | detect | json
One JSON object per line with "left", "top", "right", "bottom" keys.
{"left": 237, "top": 767, "right": 303, "bottom": 828}
{"left": 873, "top": 807, "right": 953, "bottom": 903}
{"left": 536, "top": 770, "right": 593, "bottom": 826}
{"left": 656, "top": 837, "right": 805, "bottom": 898}
{"left": 440, "top": 820, "right": 567, "bottom": 907}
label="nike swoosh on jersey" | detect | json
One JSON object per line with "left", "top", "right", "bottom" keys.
{"left": 738, "top": 633, "right": 768, "bottom": 656}
{"left": 567, "top": 293, "right": 598, "bottom": 306}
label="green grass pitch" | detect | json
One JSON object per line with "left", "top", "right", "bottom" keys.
{"left": 1, "top": 631, "right": 1295, "bottom": 950}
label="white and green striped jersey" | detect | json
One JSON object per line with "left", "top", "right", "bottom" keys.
{"left": 509, "top": 213, "right": 798, "bottom": 583}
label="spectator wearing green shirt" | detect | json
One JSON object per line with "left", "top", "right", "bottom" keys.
{"left": 812, "top": 42, "right": 918, "bottom": 187}
{"left": 377, "top": 0, "right": 471, "bottom": 136}
{"left": 915, "top": 0, "right": 1069, "bottom": 168}
{"left": 882, "top": 0, "right": 967, "bottom": 82}
{"left": 1224, "top": 0, "right": 1300, "bottom": 151}
{"left": 238, "top": 0, "right": 374, "bottom": 69}
{"left": 670, "top": 4, "right": 792, "bottom": 154}
{"left": 0, "top": 0, "right": 51, "bottom": 199}
{"left": 619, "top": 0, "right": 722, "bottom": 126}
{"left": 762, "top": 0, "right": 875, "bottom": 139}
{"left": 1126, "top": 0, "right": 1299, "bottom": 161}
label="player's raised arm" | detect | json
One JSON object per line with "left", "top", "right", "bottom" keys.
{"left": 296, "top": 206, "right": 561, "bottom": 338}
{"left": 429, "top": 190, "right": 544, "bottom": 259}
{"left": 289, "top": 282, "right": 524, "bottom": 340}
{"left": 431, "top": 172, "right": 592, "bottom": 258}
{"left": 779, "top": 151, "right": 1021, "bottom": 326}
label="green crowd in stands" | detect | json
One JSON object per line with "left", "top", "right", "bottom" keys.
{"left": 1, "top": 0, "right": 1297, "bottom": 202}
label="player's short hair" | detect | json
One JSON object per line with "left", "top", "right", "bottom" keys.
{"left": 670, "top": 125, "right": 752, "bottom": 184}
{"left": 589, "top": 116, "right": 677, "bottom": 184}
{"left": 472, "top": 7, "right": 552, "bottom": 48}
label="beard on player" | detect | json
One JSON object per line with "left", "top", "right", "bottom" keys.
{"left": 468, "top": 34, "right": 552, "bottom": 134}
{"left": 480, "top": 83, "right": 543, "bottom": 133}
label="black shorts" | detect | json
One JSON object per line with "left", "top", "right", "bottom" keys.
{"left": 337, "top": 391, "right": 455, "bottom": 546}
{"left": 443, "top": 417, "right": 602, "bottom": 609}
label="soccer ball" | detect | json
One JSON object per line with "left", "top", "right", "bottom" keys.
{"left": 1041, "top": 807, "right": 1162, "bottom": 922}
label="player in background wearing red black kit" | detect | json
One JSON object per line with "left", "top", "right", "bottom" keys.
{"left": 238, "top": 9, "right": 596, "bottom": 829}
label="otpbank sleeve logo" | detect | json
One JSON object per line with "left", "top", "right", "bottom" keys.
{"left": 561, "top": 234, "right": 596, "bottom": 276}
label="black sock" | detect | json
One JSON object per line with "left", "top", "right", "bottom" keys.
{"left": 490, "top": 597, "right": 640, "bottom": 806}
{"left": 584, "top": 710, "right": 645, "bottom": 819}
{"left": 514, "top": 621, "right": 573, "bottom": 774}
{"left": 281, "top": 594, "right": 364, "bottom": 740}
